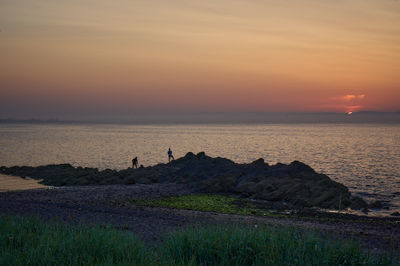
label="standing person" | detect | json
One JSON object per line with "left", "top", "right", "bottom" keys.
{"left": 168, "top": 148, "right": 174, "bottom": 162}
{"left": 132, "top": 157, "right": 138, "bottom": 168}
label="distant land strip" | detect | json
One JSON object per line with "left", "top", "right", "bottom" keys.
{"left": 1, "top": 111, "right": 400, "bottom": 124}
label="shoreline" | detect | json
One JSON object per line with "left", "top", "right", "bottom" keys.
{"left": 0, "top": 174, "right": 48, "bottom": 192}
{"left": 0, "top": 183, "right": 399, "bottom": 254}
{"left": 0, "top": 152, "right": 373, "bottom": 212}
{"left": 1, "top": 171, "right": 399, "bottom": 217}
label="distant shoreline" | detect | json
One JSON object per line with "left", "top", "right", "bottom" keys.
{"left": 1, "top": 111, "right": 400, "bottom": 124}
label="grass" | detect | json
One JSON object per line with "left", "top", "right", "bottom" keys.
{"left": 0, "top": 215, "right": 151, "bottom": 265}
{"left": 1, "top": 214, "right": 398, "bottom": 265}
{"left": 132, "top": 194, "right": 272, "bottom": 216}
{"left": 159, "top": 226, "right": 397, "bottom": 266}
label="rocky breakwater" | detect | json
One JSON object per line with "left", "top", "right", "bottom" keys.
{"left": 0, "top": 152, "right": 367, "bottom": 210}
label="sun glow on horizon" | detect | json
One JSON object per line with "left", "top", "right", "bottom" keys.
{"left": 0, "top": 0, "right": 399, "bottom": 118}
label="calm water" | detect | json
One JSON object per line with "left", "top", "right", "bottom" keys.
{"left": 1, "top": 123, "right": 399, "bottom": 214}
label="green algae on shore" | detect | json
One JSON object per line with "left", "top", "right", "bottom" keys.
{"left": 131, "top": 194, "right": 269, "bottom": 216}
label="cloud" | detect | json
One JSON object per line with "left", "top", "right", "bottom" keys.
{"left": 342, "top": 94, "right": 366, "bottom": 101}
{"left": 346, "top": 105, "right": 362, "bottom": 112}
{"left": 343, "top": 95, "right": 356, "bottom": 101}
{"left": 328, "top": 93, "right": 367, "bottom": 112}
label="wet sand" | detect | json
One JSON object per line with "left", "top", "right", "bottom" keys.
{"left": 0, "top": 174, "right": 48, "bottom": 192}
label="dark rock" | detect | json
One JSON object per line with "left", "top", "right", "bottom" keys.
{"left": 288, "top": 160, "right": 315, "bottom": 173}
{"left": 350, "top": 196, "right": 369, "bottom": 210}
{"left": 250, "top": 158, "right": 267, "bottom": 167}
{"left": 391, "top": 212, "right": 400, "bottom": 216}
{"left": 196, "top": 152, "right": 206, "bottom": 158}
{"left": 368, "top": 200, "right": 383, "bottom": 209}
{"left": 0, "top": 152, "right": 368, "bottom": 210}
{"left": 362, "top": 208, "right": 369, "bottom": 214}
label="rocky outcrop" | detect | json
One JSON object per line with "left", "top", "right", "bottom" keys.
{"left": 0, "top": 152, "right": 367, "bottom": 210}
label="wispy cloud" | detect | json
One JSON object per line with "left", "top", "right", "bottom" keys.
{"left": 342, "top": 94, "right": 365, "bottom": 101}
{"left": 329, "top": 94, "right": 367, "bottom": 112}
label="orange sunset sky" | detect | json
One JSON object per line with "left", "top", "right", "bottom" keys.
{"left": 1, "top": 0, "right": 399, "bottom": 119}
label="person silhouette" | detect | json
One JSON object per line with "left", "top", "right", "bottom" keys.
{"left": 132, "top": 157, "right": 138, "bottom": 168}
{"left": 168, "top": 148, "right": 174, "bottom": 162}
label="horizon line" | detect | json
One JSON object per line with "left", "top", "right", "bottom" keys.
{"left": 1, "top": 111, "right": 400, "bottom": 125}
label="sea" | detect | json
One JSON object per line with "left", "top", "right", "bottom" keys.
{"left": 0, "top": 123, "right": 399, "bottom": 216}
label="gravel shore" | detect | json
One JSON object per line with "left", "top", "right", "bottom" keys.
{"left": 0, "top": 183, "right": 399, "bottom": 255}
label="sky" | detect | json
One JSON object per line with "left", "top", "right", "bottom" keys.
{"left": 0, "top": 0, "right": 399, "bottom": 120}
